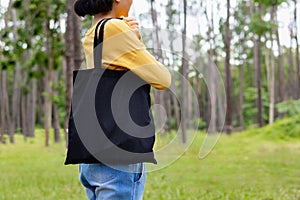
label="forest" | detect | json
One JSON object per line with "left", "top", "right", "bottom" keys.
{"left": 0, "top": 0, "right": 299, "bottom": 144}
{"left": 1, "top": 0, "right": 300, "bottom": 199}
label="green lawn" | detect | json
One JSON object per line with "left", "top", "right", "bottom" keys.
{"left": 0, "top": 127, "right": 300, "bottom": 200}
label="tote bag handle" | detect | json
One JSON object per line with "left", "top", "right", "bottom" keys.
{"left": 93, "top": 18, "right": 122, "bottom": 69}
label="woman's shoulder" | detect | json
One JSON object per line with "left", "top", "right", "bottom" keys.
{"left": 106, "top": 18, "right": 131, "bottom": 33}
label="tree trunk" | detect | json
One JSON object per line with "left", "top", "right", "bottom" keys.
{"left": 188, "top": 79, "right": 194, "bottom": 129}
{"left": 2, "top": 70, "right": 12, "bottom": 142}
{"left": 180, "top": 0, "right": 188, "bottom": 142}
{"left": 225, "top": 0, "right": 232, "bottom": 134}
{"left": 37, "top": 81, "right": 44, "bottom": 127}
{"left": 20, "top": 52, "right": 29, "bottom": 138}
{"left": 166, "top": 0, "right": 180, "bottom": 130}
{"left": 0, "top": 32, "right": 3, "bottom": 143}
{"left": 165, "top": 92, "right": 172, "bottom": 132}
{"left": 153, "top": 91, "right": 166, "bottom": 135}
{"left": 251, "top": 1, "right": 264, "bottom": 127}
{"left": 265, "top": 41, "right": 271, "bottom": 103}
{"left": 265, "top": 33, "right": 275, "bottom": 125}
{"left": 237, "top": 28, "right": 246, "bottom": 129}
{"left": 25, "top": 0, "right": 36, "bottom": 138}
{"left": 288, "top": 39, "right": 296, "bottom": 99}
{"left": 52, "top": 104, "right": 61, "bottom": 143}
{"left": 208, "top": 56, "right": 217, "bottom": 133}
{"left": 65, "top": 0, "right": 76, "bottom": 145}
{"left": 10, "top": 0, "right": 22, "bottom": 143}
{"left": 1, "top": 71, "right": 8, "bottom": 142}
{"left": 21, "top": 94, "right": 28, "bottom": 139}
{"left": 150, "top": 0, "right": 167, "bottom": 136}
{"left": 0, "top": 70, "right": 4, "bottom": 143}
{"left": 204, "top": 3, "right": 217, "bottom": 133}
{"left": 195, "top": 71, "right": 201, "bottom": 127}
{"left": 44, "top": 3, "right": 53, "bottom": 146}
{"left": 269, "top": 6, "right": 276, "bottom": 125}
{"left": 44, "top": 72, "right": 53, "bottom": 147}
{"left": 238, "top": 64, "right": 245, "bottom": 128}
{"left": 73, "top": 14, "right": 83, "bottom": 70}
{"left": 159, "top": 92, "right": 166, "bottom": 135}
{"left": 27, "top": 75, "right": 37, "bottom": 138}
{"left": 293, "top": 0, "right": 300, "bottom": 99}
{"left": 275, "top": 10, "right": 285, "bottom": 105}
{"left": 171, "top": 91, "right": 180, "bottom": 130}
{"left": 255, "top": 36, "right": 264, "bottom": 127}
{"left": 52, "top": 71, "right": 61, "bottom": 143}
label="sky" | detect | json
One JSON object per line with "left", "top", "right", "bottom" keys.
{"left": 130, "top": 0, "right": 300, "bottom": 48}
{"left": 277, "top": 1, "right": 300, "bottom": 48}
{"left": 0, "top": 0, "right": 8, "bottom": 11}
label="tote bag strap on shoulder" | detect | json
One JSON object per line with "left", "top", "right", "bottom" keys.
{"left": 93, "top": 18, "right": 123, "bottom": 68}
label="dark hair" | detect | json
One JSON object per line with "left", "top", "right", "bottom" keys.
{"left": 74, "top": 0, "right": 114, "bottom": 17}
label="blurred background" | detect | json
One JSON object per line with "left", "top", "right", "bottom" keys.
{"left": 0, "top": 0, "right": 300, "bottom": 199}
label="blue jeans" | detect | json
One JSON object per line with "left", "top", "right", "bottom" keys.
{"left": 79, "top": 163, "right": 146, "bottom": 200}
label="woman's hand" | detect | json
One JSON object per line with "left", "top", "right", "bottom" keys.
{"left": 122, "top": 16, "right": 142, "bottom": 40}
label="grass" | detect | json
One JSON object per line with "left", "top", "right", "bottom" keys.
{"left": 0, "top": 131, "right": 84, "bottom": 200}
{"left": 0, "top": 120, "right": 300, "bottom": 200}
{"left": 145, "top": 133, "right": 300, "bottom": 200}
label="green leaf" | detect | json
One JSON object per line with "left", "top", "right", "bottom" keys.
{"left": 12, "top": 0, "right": 22, "bottom": 9}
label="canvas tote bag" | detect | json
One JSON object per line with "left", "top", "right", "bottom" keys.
{"left": 65, "top": 18, "right": 157, "bottom": 165}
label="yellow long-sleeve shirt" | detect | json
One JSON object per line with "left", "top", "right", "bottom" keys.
{"left": 82, "top": 18, "right": 171, "bottom": 90}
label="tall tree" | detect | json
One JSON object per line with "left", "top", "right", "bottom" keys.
{"left": 204, "top": 1, "right": 218, "bottom": 133}
{"left": 268, "top": 5, "right": 276, "bottom": 125}
{"left": 233, "top": 0, "right": 249, "bottom": 129}
{"left": 250, "top": 1, "right": 264, "bottom": 127}
{"left": 44, "top": 2, "right": 54, "bottom": 146}
{"left": 65, "top": 0, "right": 75, "bottom": 141}
{"left": 0, "top": 63, "right": 3, "bottom": 143}
{"left": 292, "top": 0, "right": 300, "bottom": 99}
{"left": 275, "top": 6, "right": 285, "bottom": 105}
{"left": 166, "top": 0, "right": 180, "bottom": 130}
{"left": 27, "top": 67, "right": 37, "bottom": 138}
{"left": 9, "top": 0, "right": 21, "bottom": 143}
{"left": 288, "top": 19, "right": 296, "bottom": 99}
{"left": 0, "top": 4, "right": 7, "bottom": 143}
{"left": 73, "top": 14, "right": 83, "bottom": 71}
{"left": 1, "top": 0, "right": 20, "bottom": 143}
{"left": 1, "top": 69, "right": 10, "bottom": 143}
{"left": 181, "top": 0, "right": 188, "bottom": 142}
{"left": 64, "top": 0, "right": 83, "bottom": 144}
{"left": 224, "top": 0, "right": 232, "bottom": 134}
{"left": 149, "top": 0, "right": 169, "bottom": 135}
{"left": 52, "top": 71, "right": 61, "bottom": 143}
{"left": 22, "top": 0, "right": 37, "bottom": 139}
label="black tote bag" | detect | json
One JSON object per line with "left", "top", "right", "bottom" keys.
{"left": 65, "top": 18, "right": 157, "bottom": 165}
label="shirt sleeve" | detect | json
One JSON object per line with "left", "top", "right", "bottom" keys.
{"left": 103, "top": 19, "right": 171, "bottom": 90}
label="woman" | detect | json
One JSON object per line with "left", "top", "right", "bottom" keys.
{"left": 73, "top": 0, "right": 171, "bottom": 199}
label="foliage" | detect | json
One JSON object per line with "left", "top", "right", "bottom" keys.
{"left": 243, "top": 114, "right": 300, "bottom": 140}
{"left": 52, "top": 77, "right": 67, "bottom": 127}
{"left": 254, "top": 0, "right": 287, "bottom": 7}
{"left": 276, "top": 99, "right": 300, "bottom": 117}
{"left": 0, "top": 0, "right": 68, "bottom": 136}
{"left": 241, "top": 87, "right": 270, "bottom": 126}
{"left": 1, "top": 0, "right": 66, "bottom": 92}
{"left": 264, "top": 116, "right": 300, "bottom": 139}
